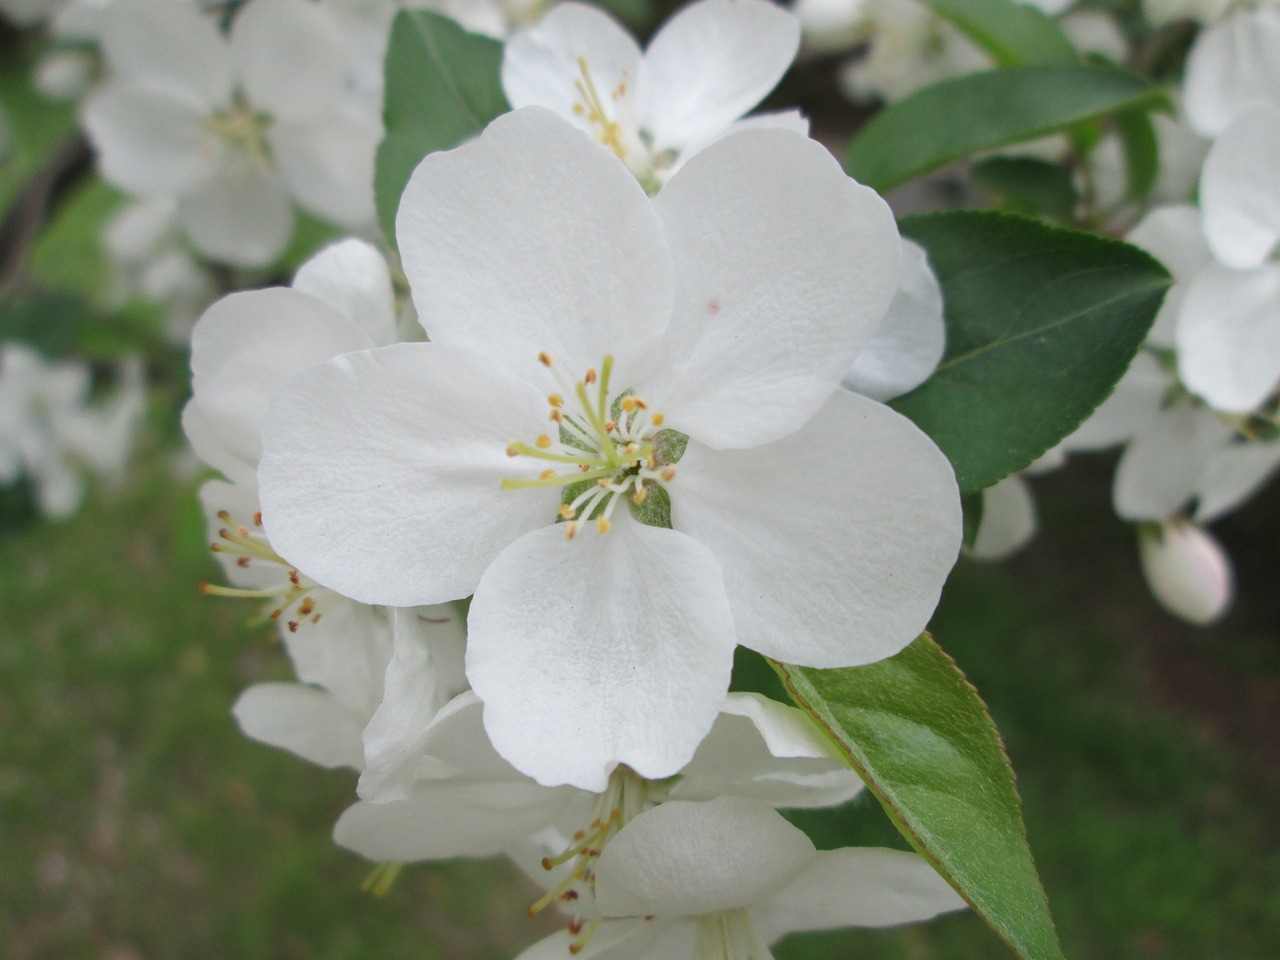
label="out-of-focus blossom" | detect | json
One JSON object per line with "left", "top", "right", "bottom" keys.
{"left": 1138, "top": 519, "right": 1233, "bottom": 624}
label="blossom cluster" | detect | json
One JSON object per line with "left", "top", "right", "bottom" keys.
{"left": 176, "top": 1, "right": 973, "bottom": 956}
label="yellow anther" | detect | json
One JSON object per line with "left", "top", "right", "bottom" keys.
{"left": 535, "top": 435, "right": 554, "bottom": 449}
{"left": 621, "top": 396, "right": 637, "bottom": 413}
{"left": 650, "top": 412, "right": 665, "bottom": 427}
{"left": 541, "top": 470, "right": 557, "bottom": 480}
{"left": 506, "top": 443, "right": 520, "bottom": 457}
{"left": 558, "top": 505, "right": 576, "bottom": 519}
{"left": 632, "top": 487, "right": 648, "bottom": 505}
{"left": 539, "top": 351, "right": 555, "bottom": 367}
{"left": 622, "top": 442, "right": 639, "bottom": 457}
{"left": 550, "top": 408, "right": 564, "bottom": 423}
{"left": 572, "top": 103, "right": 585, "bottom": 116}
{"left": 565, "top": 522, "right": 580, "bottom": 541}
{"left": 548, "top": 393, "right": 565, "bottom": 407}
{"left": 632, "top": 396, "right": 648, "bottom": 410}
{"left": 605, "top": 420, "right": 616, "bottom": 433}
{"left": 596, "top": 517, "right": 612, "bottom": 534}
{"left": 660, "top": 466, "right": 677, "bottom": 481}
{"left": 585, "top": 367, "right": 598, "bottom": 385}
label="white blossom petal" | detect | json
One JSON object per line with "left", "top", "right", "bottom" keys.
{"left": 1125, "top": 204, "right": 1212, "bottom": 348}
{"left": 466, "top": 517, "right": 736, "bottom": 791}
{"left": 1176, "top": 263, "right": 1280, "bottom": 413}
{"left": 1194, "top": 440, "right": 1280, "bottom": 523}
{"left": 649, "top": 129, "right": 900, "bottom": 448}
{"left": 81, "top": 83, "right": 216, "bottom": 196}
{"left": 233, "top": 683, "right": 365, "bottom": 769}
{"left": 269, "top": 110, "right": 381, "bottom": 229}
{"left": 358, "top": 606, "right": 470, "bottom": 802}
{"left": 673, "top": 389, "right": 961, "bottom": 668}
{"left": 1199, "top": 104, "right": 1280, "bottom": 270}
{"left": 281, "top": 598, "right": 395, "bottom": 718}
{"left": 99, "top": 0, "right": 233, "bottom": 106}
{"left": 397, "top": 107, "right": 673, "bottom": 391}
{"left": 1061, "top": 351, "right": 1167, "bottom": 452}
{"left": 291, "top": 239, "right": 397, "bottom": 346}
{"left": 176, "top": 169, "right": 295, "bottom": 267}
{"left": 229, "top": 0, "right": 348, "bottom": 121}
{"left": 594, "top": 797, "right": 814, "bottom": 918}
{"left": 1184, "top": 9, "right": 1280, "bottom": 138}
{"left": 1113, "top": 403, "right": 1234, "bottom": 520}
{"left": 513, "top": 920, "right": 684, "bottom": 960}
{"left": 187, "top": 287, "right": 377, "bottom": 482}
{"left": 642, "top": 0, "right": 800, "bottom": 151}
{"left": 753, "top": 848, "right": 967, "bottom": 941}
{"left": 842, "top": 238, "right": 946, "bottom": 402}
{"left": 969, "top": 474, "right": 1038, "bottom": 562}
{"left": 258, "top": 342, "right": 555, "bottom": 606}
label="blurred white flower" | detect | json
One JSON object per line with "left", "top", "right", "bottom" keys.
{"left": 82, "top": 0, "right": 380, "bottom": 267}
{"left": 1138, "top": 519, "right": 1233, "bottom": 624}
{"left": 0, "top": 344, "right": 145, "bottom": 520}
{"left": 1184, "top": 4, "right": 1280, "bottom": 137}
{"left": 514, "top": 796, "right": 965, "bottom": 959}
{"left": 502, "top": 0, "right": 803, "bottom": 192}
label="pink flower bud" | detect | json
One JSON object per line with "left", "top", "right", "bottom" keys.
{"left": 1138, "top": 521, "right": 1233, "bottom": 625}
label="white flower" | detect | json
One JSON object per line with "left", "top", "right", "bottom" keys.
{"left": 257, "top": 108, "right": 962, "bottom": 791}
{"left": 81, "top": 0, "right": 380, "bottom": 267}
{"left": 514, "top": 796, "right": 966, "bottom": 959}
{"left": 334, "top": 691, "right": 863, "bottom": 865}
{"left": 502, "top": 0, "right": 804, "bottom": 191}
{"left": 1174, "top": 105, "right": 1280, "bottom": 412}
{"left": 1138, "top": 520, "right": 1233, "bottom": 624}
{"left": 420, "top": 0, "right": 551, "bottom": 38}
{"left": 1144, "top": 0, "right": 1234, "bottom": 27}
{"left": 1184, "top": 4, "right": 1280, "bottom": 137}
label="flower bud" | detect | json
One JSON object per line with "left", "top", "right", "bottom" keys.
{"left": 1138, "top": 521, "right": 1233, "bottom": 625}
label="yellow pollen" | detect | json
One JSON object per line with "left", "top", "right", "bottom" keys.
{"left": 535, "top": 434, "right": 554, "bottom": 449}
{"left": 596, "top": 517, "right": 612, "bottom": 534}
{"left": 549, "top": 393, "right": 564, "bottom": 407}
{"left": 541, "top": 470, "right": 557, "bottom": 480}
{"left": 620, "top": 396, "right": 637, "bottom": 413}
{"left": 565, "top": 522, "right": 580, "bottom": 540}
{"left": 632, "top": 487, "right": 648, "bottom": 504}
{"left": 558, "top": 505, "right": 576, "bottom": 519}
{"left": 585, "top": 367, "right": 598, "bottom": 385}
{"left": 539, "top": 351, "right": 555, "bottom": 367}
{"left": 605, "top": 420, "right": 616, "bottom": 433}
{"left": 550, "top": 409, "right": 563, "bottom": 423}
{"left": 506, "top": 443, "right": 519, "bottom": 457}
{"left": 597, "top": 478, "right": 613, "bottom": 488}
{"left": 650, "top": 412, "right": 665, "bottom": 427}
{"left": 660, "top": 466, "right": 677, "bottom": 481}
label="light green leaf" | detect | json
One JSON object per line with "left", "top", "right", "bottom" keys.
{"left": 375, "top": 10, "right": 508, "bottom": 243}
{"left": 892, "top": 210, "right": 1170, "bottom": 493}
{"left": 1113, "top": 108, "right": 1160, "bottom": 202}
{"left": 916, "top": 0, "right": 1077, "bottom": 67}
{"left": 846, "top": 65, "right": 1169, "bottom": 194}
{"left": 773, "top": 635, "right": 1065, "bottom": 960}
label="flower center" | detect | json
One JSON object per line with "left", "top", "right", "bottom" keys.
{"left": 503, "top": 352, "right": 682, "bottom": 539}
{"left": 695, "top": 909, "right": 777, "bottom": 960}
{"left": 203, "top": 99, "right": 272, "bottom": 178}
{"left": 528, "top": 767, "right": 650, "bottom": 954}
{"left": 199, "top": 508, "right": 327, "bottom": 632}
{"left": 570, "top": 57, "right": 673, "bottom": 195}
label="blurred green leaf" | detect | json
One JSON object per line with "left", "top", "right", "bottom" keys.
{"left": 375, "top": 10, "right": 509, "bottom": 243}
{"left": 846, "top": 65, "right": 1168, "bottom": 194}
{"left": 916, "top": 0, "right": 1077, "bottom": 67}
{"left": 774, "top": 634, "right": 1066, "bottom": 960}
{"left": 961, "top": 490, "right": 985, "bottom": 550}
{"left": 892, "top": 210, "right": 1169, "bottom": 493}
{"left": 1114, "top": 108, "right": 1160, "bottom": 202}
{"left": 972, "top": 156, "right": 1079, "bottom": 222}
{"left": 592, "top": 0, "right": 654, "bottom": 28}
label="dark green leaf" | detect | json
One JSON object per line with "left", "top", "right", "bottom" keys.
{"left": 590, "top": 0, "right": 654, "bottom": 28}
{"left": 971, "top": 156, "right": 1079, "bottom": 222}
{"left": 773, "top": 635, "right": 1065, "bottom": 960}
{"left": 375, "top": 10, "right": 509, "bottom": 242}
{"left": 893, "top": 210, "right": 1170, "bottom": 493}
{"left": 846, "top": 65, "right": 1169, "bottom": 194}
{"left": 961, "top": 491, "right": 985, "bottom": 550}
{"left": 916, "top": 0, "right": 1077, "bottom": 67}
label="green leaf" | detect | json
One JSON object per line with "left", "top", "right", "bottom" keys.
{"left": 1113, "top": 108, "right": 1160, "bottom": 202}
{"left": 916, "top": 0, "right": 1077, "bottom": 68}
{"left": 892, "top": 210, "right": 1170, "bottom": 493}
{"left": 971, "top": 156, "right": 1079, "bottom": 222}
{"left": 961, "top": 491, "right": 985, "bottom": 551}
{"left": 846, "top": 65, "right": 1169, "bottom": 194}
{"left": 375, "top": 10, "right": 509, "bottom": 242}
{"left": 773, "top": 635, "right": 1066, "bottom": 960}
